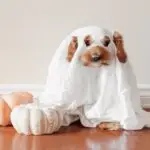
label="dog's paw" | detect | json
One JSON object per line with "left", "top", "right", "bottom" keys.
{"left": 11, "top": 103, "right": 60, "bottom": 135}
{"left": 97, "top": 122, "right": 121, "bottom": 131}
{"left": 108, "top": 122, "right": 121, "bottom": 130}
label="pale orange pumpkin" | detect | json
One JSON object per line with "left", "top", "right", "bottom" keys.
{"left": 0, "top": 92, "right": 33, "bottom": 126}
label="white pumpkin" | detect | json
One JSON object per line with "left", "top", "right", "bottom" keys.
{"left": 11, "top": 103, "right": 61, "bottom": 135}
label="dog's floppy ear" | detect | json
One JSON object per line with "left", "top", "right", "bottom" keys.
{"left": 67, "top": 36, "right": 78, "bottom": 62}
{"left": 113, "top": 31, "right": 127, "bottom": 63}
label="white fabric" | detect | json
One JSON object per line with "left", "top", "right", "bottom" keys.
{"left": 11, "top": 26, "right": 150, "bottom": 135}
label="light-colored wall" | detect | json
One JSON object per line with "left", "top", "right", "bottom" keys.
{"left": 0, "top": 0, "right": 149, "bottom": 84}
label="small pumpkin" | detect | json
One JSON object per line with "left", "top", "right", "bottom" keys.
{"left": 0, "top": 92, "right": 33, "bottom": 126}
{"left": 0, "top": 97, "right": 11, "bottom": 126}
{"left": 11, "top": 103, "right": 60, "bottom": 135}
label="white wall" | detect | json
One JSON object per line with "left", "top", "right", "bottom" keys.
{"left": 0, "top": 0, "right": 149, "bottom": 84}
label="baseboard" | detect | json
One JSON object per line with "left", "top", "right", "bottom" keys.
{"left": 0, "top": 84, "right": 150, "bottom": 108}
{"left": 138, "top": 84, "right": 150, "bottom": 108}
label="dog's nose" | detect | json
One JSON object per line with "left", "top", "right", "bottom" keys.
{"left": 91, "top": 54, "right": 101, "bottom": 62}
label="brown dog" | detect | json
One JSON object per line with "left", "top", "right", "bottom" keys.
{"left": 66, "top": 31, "right": 127, "bottom": 130}
{"left": 67, "top": 31, "right": 127, "bottom": 66}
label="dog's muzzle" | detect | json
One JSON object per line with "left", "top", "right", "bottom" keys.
{"left": 91, "top": 54, "right": 101, "bottom": 62}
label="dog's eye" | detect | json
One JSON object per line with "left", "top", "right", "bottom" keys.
{"left": 84, "top": 35, "right": 92, "bottom": 46}
{"left": 102, "top": 36, "right": 110, "bottom": 47}
{"left": 85, "top": 39, "right": 91, "bottom": 46}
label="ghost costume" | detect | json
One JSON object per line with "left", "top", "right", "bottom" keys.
{"left": 11, "top": 26, "right": 150, "bottom": 135}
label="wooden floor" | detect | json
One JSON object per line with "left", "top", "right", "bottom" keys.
{"left": 1, "top": 122, "right": 150, "bottom": 150}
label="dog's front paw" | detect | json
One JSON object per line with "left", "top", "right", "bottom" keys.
{"left": 97, "top": 122, "right": 121, "bottom": 131}
{"left": 11, "top": 103, "right": 60, "bottom": 135}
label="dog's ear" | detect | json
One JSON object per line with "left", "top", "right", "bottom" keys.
{"left": 67, "top": 36, "right": 78, "bottom": 62}
{"left": 113, "top": 31, "right": 127, "bottom": 63}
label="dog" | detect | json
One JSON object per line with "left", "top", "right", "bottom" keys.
{"left": 66, "top": 31, "right": 127, "bottom": 130}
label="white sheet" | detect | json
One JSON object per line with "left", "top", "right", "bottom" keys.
{"left": 11, "top": 26, "right": 150, "bottom": 135}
